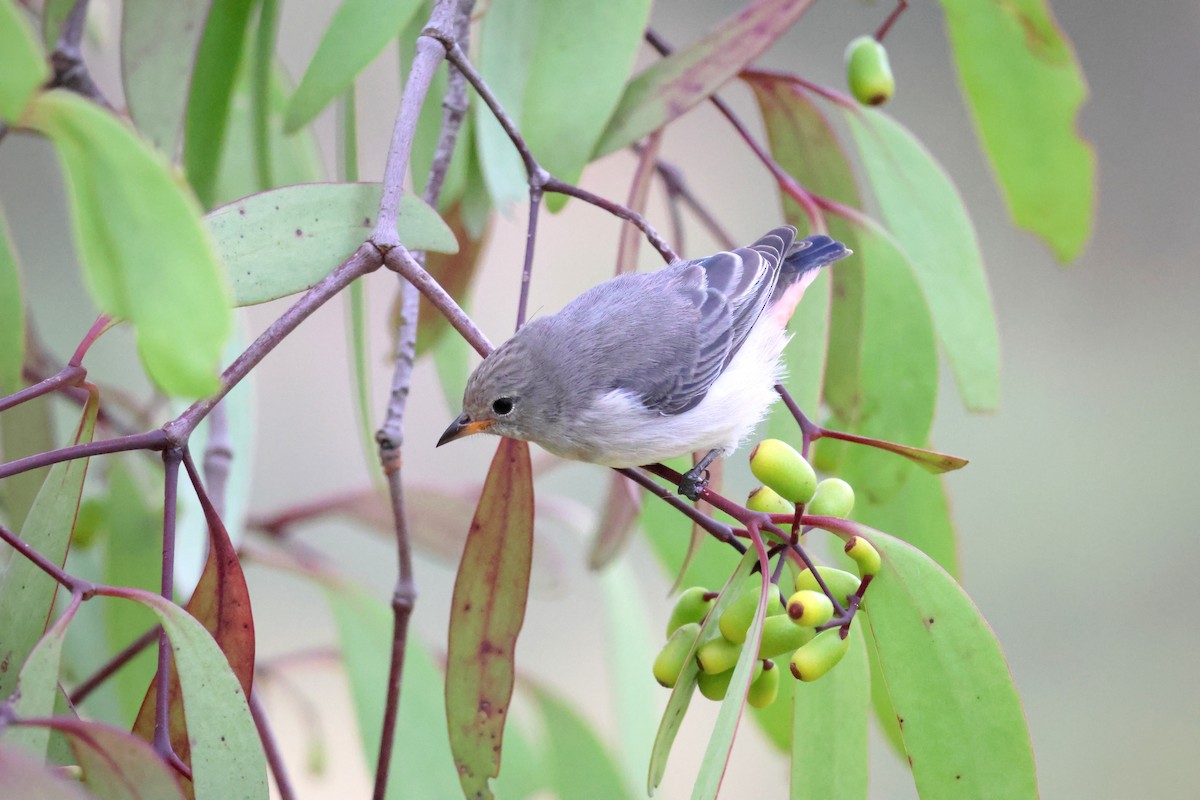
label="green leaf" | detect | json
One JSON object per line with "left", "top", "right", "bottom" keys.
{"left": 0, "top": 0, "right": 48, "bottom": 121}
{"left": 849, "top": 464, "right": 960, "bottom": 578}
{"left": 28, "top": 91, "right": 232, "bottom": 398}
{"left": 0, "top": 203, "right": 25, "bottom": 395}
{"left": 0, "top": 743, "right": 95, "bottom": 800}
{"left": 647, "top": 549, "right": 757, "bottom": 794}
{"left": 120, "top": 0, "right": 210, "bottom": 156}
{"left": 533, "top": 685, "right": 636, "bottom": 800}
{"left": 446, "top": 437, "right": 534, "bottom": 800}
{"left": 205, "top": 182, "right": 456, "bottom": 306}
{"left": 940, "top": 0, "right": 1095, "bottom": 262}
{"left": 859, "top": 528, "right": 1038, "bottom": 798}
{"left": 861, "top": 621, "right": 904, "bottom": 759}
{"left": 789, "top": 623, "right": 868, "bottom": 800}
{"left": 183, "top": 0, "right": 258, "bottom": 208}
{"left": 0, "top": 397, "right": 53, "bottom": 531}
{"left": 321, "top": 581, "right": 461, "bottom": 798}
{"left": 595, "top": 0, "right": 814, "bottom": 157}
{"left": 112, "top": 589, "right": 267, "bottom": 800}
{"left": 35, "top": 717, "right": 187, "bottom": 800}
{"left": 4, "top": 598, "right": 77, "bottom": 760}
{"left": 283, "top": 0, "right": 424, "bottom": 132}
{"left": 0, "top": 395, "right": 97, "bottom": 702}
{"left": 845, "top": 108, "right": 1000, "bottom": 412}
{"left": 764, "top": 268, "right": 829, "bottom": 439}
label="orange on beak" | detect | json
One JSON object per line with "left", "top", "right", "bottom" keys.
{"left": 437, "top": 413, "right": 495, "bottom": 447}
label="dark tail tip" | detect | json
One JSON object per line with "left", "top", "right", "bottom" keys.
{"left": 783, "top": 235, "right": 852, "bottom": 276}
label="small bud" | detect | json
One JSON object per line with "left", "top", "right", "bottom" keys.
{"left": 845, "top": 35, "right": 896, "bottom": 106}
{"left": 794, "top": 565, "right": 862, "bottom": 609}
{"left": 789, "top": 628, "right": 851, "bottom": 681}
{"left": 696, "top": 636, "right": 742, "bottom": 675}
{"left": 749, "top": 439, "right": 817, "bottom": 504}
{"left": 807, "top": 478, "right": 856, "bottom": 519}
{"left": 844, "top": 536, "right": 881, "bottom": 577}
{"left": 747, "top": 660, "right": 780, "bottom": 708}
{"left": 786, "top": 589, "right": 835, "bottom": 627}
{"left": 666, "top": 586, "right": 715, "bottom": 637}
{"left": 653, "top": 622, "right": 700, "bottom": 687}
{"left": 758, "top": 614, "right": 814, "bottom": 659}
{"left": 746, "top": 485, "right": 794, "bottom": 516}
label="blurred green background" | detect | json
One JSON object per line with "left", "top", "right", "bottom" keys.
{"left": 2, "top": 0, "right": 1197, "bottom": 797}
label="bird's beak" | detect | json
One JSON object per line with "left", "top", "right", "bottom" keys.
{"left": 437, "top": 413, "right": 495, "bottom": 447}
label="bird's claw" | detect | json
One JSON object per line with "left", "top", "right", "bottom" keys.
{"left": 678, "top": 469, "right": 710, "bottom": 502}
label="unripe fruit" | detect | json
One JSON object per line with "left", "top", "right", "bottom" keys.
{"left": 666, "top": 586, "right": 715, "bottom": 637}
{"left": 746, "top": 485, "right": 794, "bottom": 516}
{"left": 806, "top": 478, "right": 856, "bottom": 519}
{"left": 697, "top": 668, "right": 733, "bottom": 701}
{"left": 790, "top": 628, "right": 851, "bottom": 681}
{"left": 759, "top": 614, "right": 814, "bottom": 659}
{"left": 747, "top": 660, "right": 780, "bottom": 708}
{"left": 653, "top": 622, "right": 701, "bottom": 687}
{"left": 795, "top": 565, "right": 862, "bottom": 608}
{"left": 787, "top": 589, "right": 835, "bottom": 627}
{"left": 845, "top": 35, "right": 895, "bottom": 106}
{"left": 719, "top": 582, "right": 785, "bottom": 644}
{"left": 696, "top": 636, "right": 742, "bottom": 675}
{"left": 749, "top": 439, "right": 817, "bottom": 504}
{"left": 844, "top": 536, "right": 881, "bottom": 577}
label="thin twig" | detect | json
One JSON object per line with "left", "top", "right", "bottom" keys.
{"left": 0, "top": 522, "right": 94, "bottom": 595}
{"left": 384, "top": 246, "right": 492, "bottom": 356}
{"left": 48, "top": 0, "right": 112, "bottom": 109}
{"left": 0, "top": 430, "right": 168, "bottom": 482}
{"left": 249, "top": 689, "right": 297, "bottom": 800}
{"left": 515, "top": 187, "right": 543, "bottom": 328}
{"left": 69, "top": 626, "right": 160, "bottom": 705}
{"left": 617, "top": 132, "right": 664, "bottom": 275}
{"left": 874, "top": 0, "right": 909, "bottom": 42}
{"left": 0, "top": 365, "right": 86, "bottom": 413}
{"left": 153, "top": 449, "right": 182, "bottom": 764}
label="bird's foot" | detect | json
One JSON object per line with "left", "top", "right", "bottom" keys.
{"left": 678, "top": 468, "right": 710, "bottom": 502}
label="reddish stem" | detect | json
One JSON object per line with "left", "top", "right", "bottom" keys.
{"left": 69, "top": 314, "right": 114, "bottom": 367}
{"left": 0, "top": 365, "right": 87, "bottom": 413}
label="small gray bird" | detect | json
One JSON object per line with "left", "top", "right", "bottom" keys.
{"left": 438, "top": 226, "right": 851, "bottom": 498}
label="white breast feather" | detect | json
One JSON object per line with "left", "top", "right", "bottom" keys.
{"left": 550, "top": 321, "right": 792, "bottom": 468}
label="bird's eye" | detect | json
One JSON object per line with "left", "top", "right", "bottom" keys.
{"left": 492, "top": 397, "right": 515, "bottom": 416}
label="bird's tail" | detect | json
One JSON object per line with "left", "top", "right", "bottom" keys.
{"left": 766, "top": 234, "right": 853, "bottom": 324}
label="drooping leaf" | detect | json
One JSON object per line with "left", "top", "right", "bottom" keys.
{"left": 0, "top": 203, "right": 25, "bottom": 395}
{"left": 0, "top": 743, "right": 95, "bottom": 800}
{"left": 108, "top": 588, "right": 266, "bottom": 800}
{"left": 940, "top": 0, "right": 1095, "bottom": 262}
{"left": 28, "top": 717, "right": 187, "bottom": 800}
{"left": 595, "top": 0, "right": 814, "bottom": 157}
{"left": 120, "top": 0, "right": 210, "bottom": 156}
{"left": 182, "top": 0, "right": 258, "bottom": 208}
{"left": 857, "top": 527, "right": 1039, "bottom": 798}
{"left": 789, "top": 623, "right": 869, "bottom": 800}
{"left": 846, "top": 107, "right": 999, "bottom": 412}
{"left": 532, "top": 685, "right": 637, "bottom": 800}
{"left": 0, "top": 0, "right": 48, "bottom": 121}
{"left": 283, "top": 0, "right": 424, "bottom": 132}
{"left": 445, "top": 437, "right": 534, "bottom": 800}
{"left": 206, "top": 182, "right": 455, "bottom": 307}
{"left": 27, "top": 91, "right": 232, "bottom": 397}
{"left": 4, "top": 597, "right": 78, "bottom": 760}
{"left": 0, "top": 393, "right": 97, "bottom": 701}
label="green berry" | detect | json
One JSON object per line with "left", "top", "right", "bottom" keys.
{"left": 759, "top": 614, "right": 814, "bottom": 659}
{"left": 666, "top": 586, "right": 715, "bottom": 637}
{"left": 787, "top": 589, "right": 835, "bottom": 627}
{"left": 746, "top": 485, "right": 794, "bottom": 516}
{"left": 807, "top": 478, "right": 856, "bottom": 519}
{"left": 747, "top": 660, "right": 780, "bottom": 708}
{"left": 845, "top": 35, "right": 895, "bottom": 106}
{"left": 749, "top": 439, "right": 817, "bottom": 504}
{"left": 794, "top": 565, "right": 862, "bottom": 609}
{"left": 697, "top": 668, "right": 733, "bottom": 701}
{"left": 844, "top": 536, "right": 881, "bottom": 577}
{"left": 653, "top": 622, "right": 700, "bottom": 688}
{"left": 696, "top": 636, "right": 742, "bottom": 675}
{"left": 790, "top": 628, "right": 851, "bottom": 681}
{"left": 719, "top": 581, "right": 784, "bottom": 644}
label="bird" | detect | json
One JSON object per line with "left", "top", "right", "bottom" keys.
{"left": 437, "top": 225, "right": 852, "bottom": 499}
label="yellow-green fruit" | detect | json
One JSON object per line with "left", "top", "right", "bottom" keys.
{"left": 749, "top": 439, "right": 817, "bottom": 504}
{"left": 807, "top": 478, "right": 856, "bottom": 519}
{"left": 845, "top": 35, "right": 895, "bottom": 106}
{"left": 697, "top": 636, "right": 742, "bottom": 675}
{"left": 844, "top": 536, "right": 881, "bottom": 577}
{"left": 653, "top": 622, "right": 700, "bottom": 687}
{"left": 747, "top": 660, "right": 780, "bottom": 708}
{"left": 666, "top": 586, "right": 715, "bottom": 637}
{"left": 746, "top": 485, "right": 794, "bottom": 516}
{"left": 759, "top": 614, "right": 814, "bottom": 659}
{"left": 719, "top": 582, "right": 785, "bottom": 644}
{"left": 697, "top": 668, "right": 733, "bottom": 701}
{"left": 787, "top": 589, "right": 835, "bottom": 627}
{"left": 790, "top": 628, "right": 851, "bottom": 681}
{"left": 795, "top": 566, "right": 862, "bottom": 608}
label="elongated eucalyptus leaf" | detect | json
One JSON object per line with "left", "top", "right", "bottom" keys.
{"left": 533, "top": 686, "right": 636, "bottom": 800}
{"left": 33, "top": 717, "right": 187, "bottom": 800}
{"left": 114, "top": 589, "right": 266, "bottom": 800}
{"left": 596, "top": 0, "right": 814, "bottom": 157}
{"left": 940, "top": 0, "right": 1095, "bottom": 262}
{"left": 0, "top": 395, "right": 97, "bottom": 701}
{"left": 283, "top": 0, "right": 424, "bottom": 132}
{"left": 789, "top": 623, "right": 868, "bottom": 800}
{"left": 0, "top": 204, "right": 25, "bottom": 395}
{"left": 120, "top": 0, "right": 209, "bottom": 156}
{"left": 0, "top": 743, "right": 94, "bottom": 800}
{"left": 4, "top": 598, "right": 77, "bottom": 760}
{"left": 445, "top": 437, "right": 534, "bottom": 800}
{"left": 0, "top": 0, "right": 47, "bottom": 121}
{"left": 28, "top": 91, "right": 232, "bottom": 398}
{"left": 846, "top": 108, "right": 999, "bottom": 412}
{"left": 206, "top": 182, "right": 456, "bottom": 307}
{"left": 856, "top": 528, "right": 1038, "bottom": 798}
{"left": 474, "top": 0, "right": 537, "bottom": 209}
